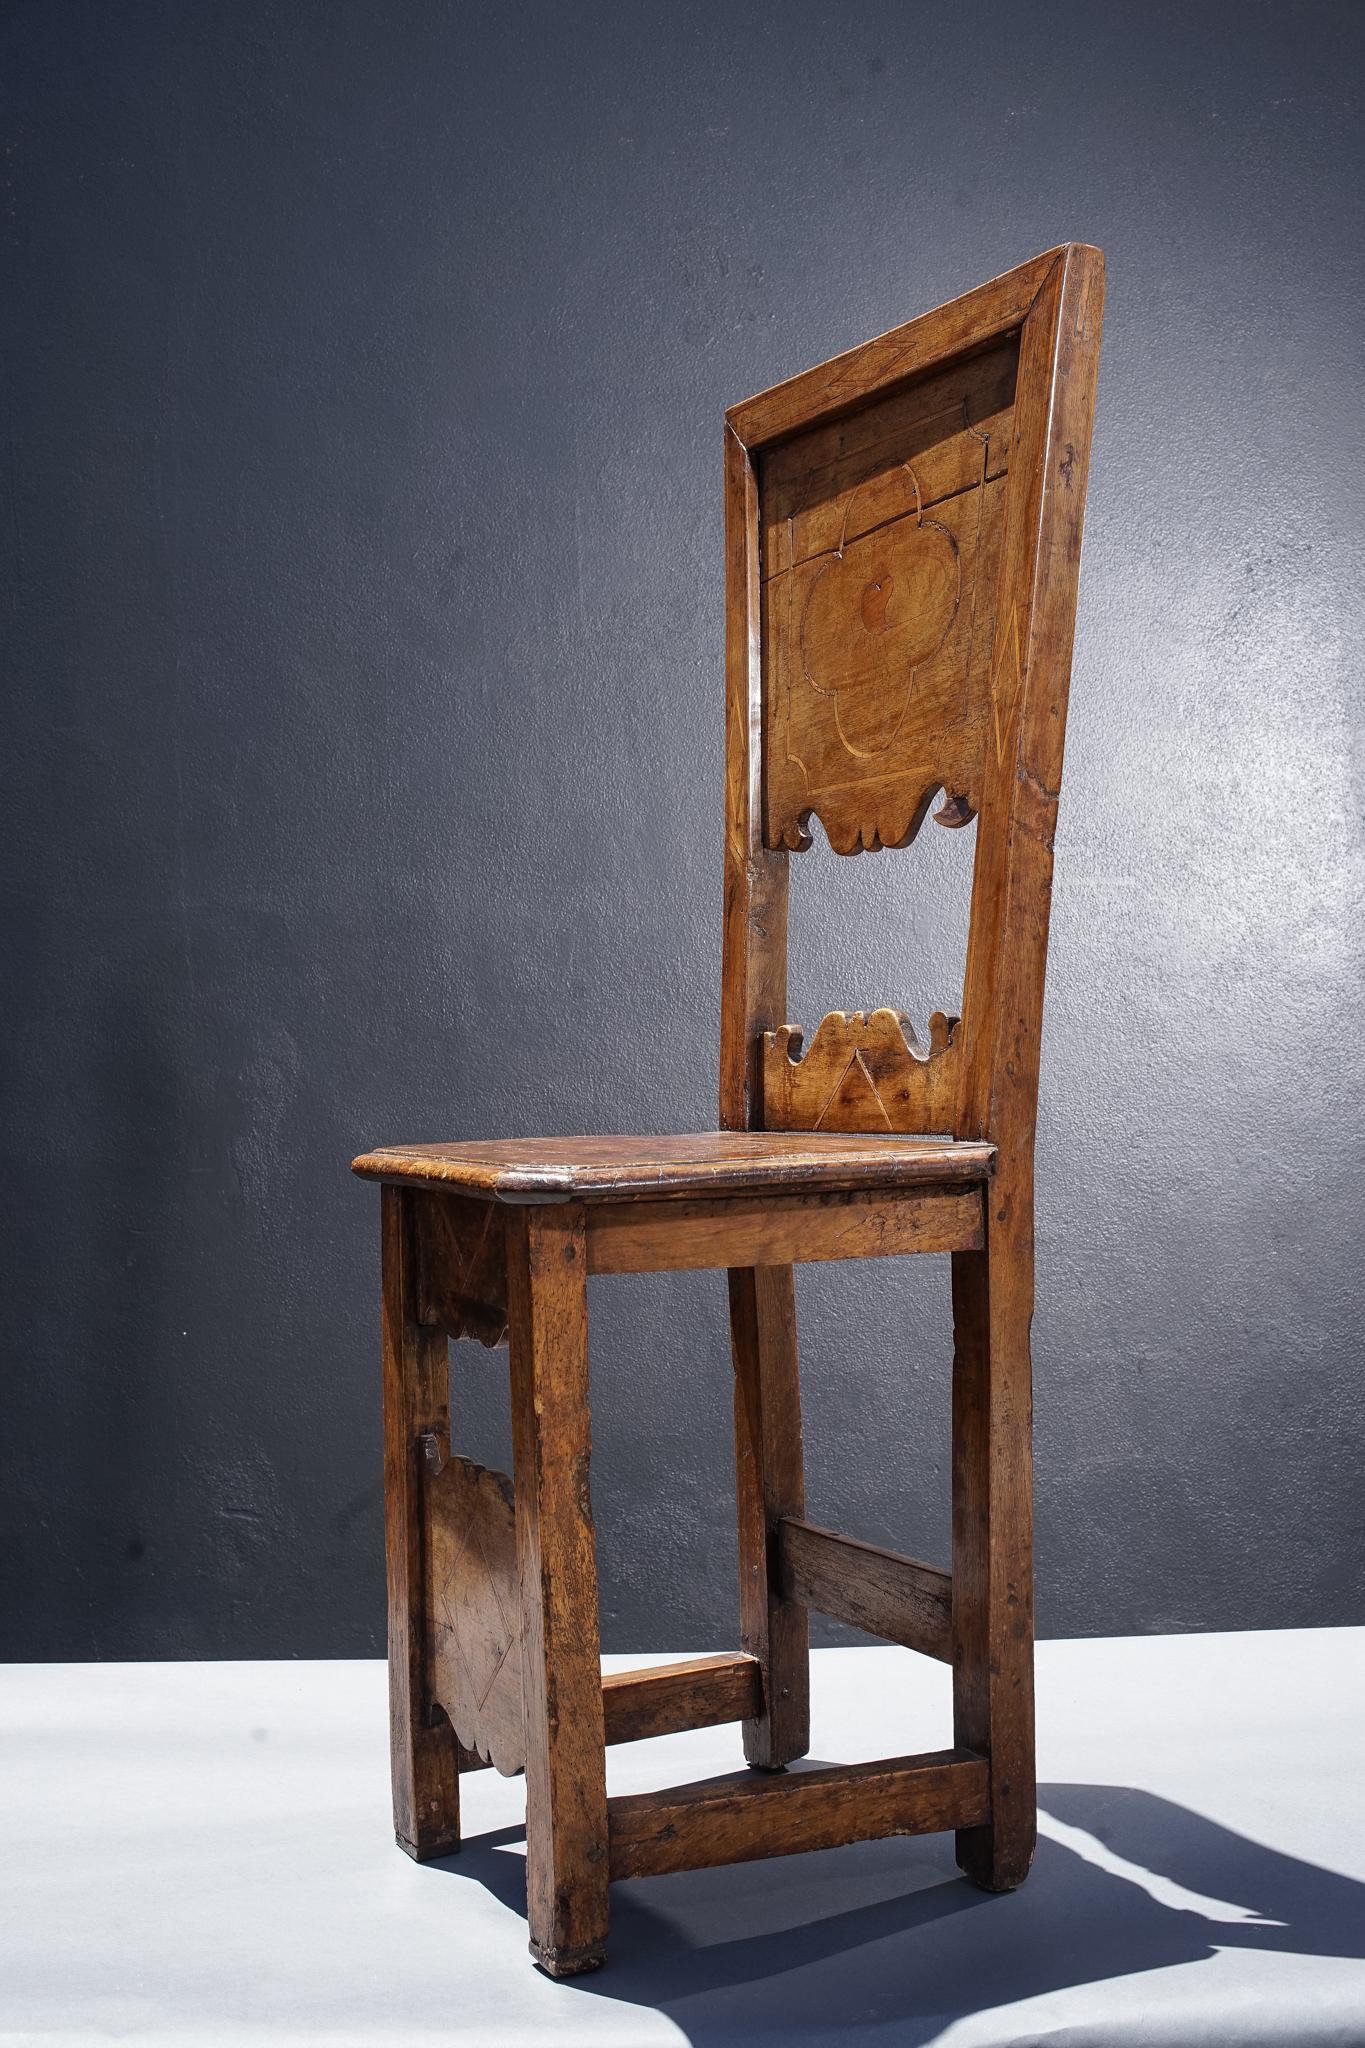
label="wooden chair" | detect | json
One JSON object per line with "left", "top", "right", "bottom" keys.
{"left": 352, "top": 243, "right": 1105, "bottom": 1976}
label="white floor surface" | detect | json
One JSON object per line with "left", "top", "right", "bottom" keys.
{"left": 3, "top": 1631, "right": 1363, "bottom": 2046}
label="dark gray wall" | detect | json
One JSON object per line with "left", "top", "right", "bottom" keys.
{"left": 4, "top": 1, "right": 1363, "bottom": 1660}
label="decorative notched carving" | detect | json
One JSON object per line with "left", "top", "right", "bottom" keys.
{"left": 426, "top": 1455, "right": 526, "bottom": 1777}
{"left": 760, "top": 337, "right": 1016, "bottom": 854}
{"left": 414, "top": 1190, "right": 508, "bottom": 1347}
{"left": 932, "top": 791, "right": 976, "bottom": 829}
{"left": 763, "top": 1007, "right": 961, "bottom": 1136}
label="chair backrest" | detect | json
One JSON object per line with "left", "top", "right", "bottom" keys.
{"left": 720, "top": 244, "right": 1105, "bottom": 1188}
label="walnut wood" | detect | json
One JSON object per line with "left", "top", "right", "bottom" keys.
{"left": 602, "top": 1653, "right": 763, "bottom": 1744}
{"left": 759, "top": 348, "right": 1012, "bottom": 855}
{"left": 778, "top": 1518, "right": 953, "bottom": 1663}
{"left": 426, "top": 1457, "right": 525, "bottom": 1776}
{"left": 725, "top": 246, "right": 1061, "bottom": 446}
{"left": 764, "top": 1008, "right": 961, "bottom": 1136}
{"left": 413, "top": 1190, "right": 508, "bottom": 1346}
{"left": 760, "top": 342, "right": 1016, "bottom": 580}
{"left": 381, "top": 1186, "right": 461, "bottom": 1860}
{"left": 357, "top": 245, "right": 1103, "bottom": 1966}
{"left": 608, "top": 1749, "right": 990, "bottom": 1880}
{"left": 947, "top": 246, "right": 1104, "bottom": 1893}
{"left": 951, "top": 1242, "right": 1029, "bottom": 1887}
{"left": 719, "top": 417, "right": 787, "bottom": 1136}
{"left": 716, "top": 371, "right": 813, "bottom": 1781}
{"left": 957, "top": 244, "right": 1105, "bottom": 1149}
{"left": 506, "top": 1204, "right": 609, "bottom": 1976}
{"left": 586, "top": 1184, "right": 983, "bottom": 1274}
{"left": 355, "top": 1130, "right": 990, "bottom": 1202}
{"left": 729, "top": 1263, "right": 808, "bottom": 1769}
{"left": 460, "top": 1651, "right": 764, "bottom": 1773}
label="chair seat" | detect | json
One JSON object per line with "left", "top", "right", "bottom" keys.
{"left": 351, "top": 1130, "right": 994, "bottom": 1205}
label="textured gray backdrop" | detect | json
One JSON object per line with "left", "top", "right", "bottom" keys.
{"left": 4, "top": 2, "right": 1363, "bottom": 1659}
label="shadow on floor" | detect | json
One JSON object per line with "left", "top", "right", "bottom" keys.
{"left": 434, "top": 1780, "right": 1365, "bottom": 2044}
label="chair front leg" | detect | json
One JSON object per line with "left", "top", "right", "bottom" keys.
{"left": 950, "top": 1228, "right": 1037, "bottom": 1890}
{"left": 381, "top": 1185, "right": 461, "bottom": 1859}
{"left": 506, "top": 1202, "right": 610, "bottom": 1976}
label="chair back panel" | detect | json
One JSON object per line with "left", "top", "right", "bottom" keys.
{"left": 760, "top": 335, "right": 1017, "bottom": 857}
{"left": 719, "top": 245, "right": 1105, "bottom": 1158}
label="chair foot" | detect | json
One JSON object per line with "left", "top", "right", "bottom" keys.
{"left": 961, "top": 1865, "right": 1031, "bottom": 1894}
{"left": 956, "top": 1823, "right": 1035, "bottom": 1893}
{"left": 530, "top": 1937, "right": 607, "bottom": 1979}
{"left": 395, "top": 1823, "right": 460, "bottom": 1864}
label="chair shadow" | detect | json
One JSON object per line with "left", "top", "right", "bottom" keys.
{"left": 434, "top": 1778, "right": 1365, "bottom": 2045}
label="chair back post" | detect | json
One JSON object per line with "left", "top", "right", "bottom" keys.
{"left": 719, "top": 420, "right": 788, "bottom": 1133}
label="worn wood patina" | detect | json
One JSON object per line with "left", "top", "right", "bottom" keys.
{"left": 354, "top": 243, "right": 1105, "bottom": 1972}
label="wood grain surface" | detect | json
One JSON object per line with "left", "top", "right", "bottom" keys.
{"left": 760, "top": 346, "right": 1012, "bottom": 855}
{"left": 608, "top": 1749, "right": 990, "bottom": 1879}
{"left": 412, "top": 1189, "right": 508, "bottom": 1345}
{"left": 360, "top": 244, "right": 1104, "bottom": 1962}
{"left": 779, "top": 1517, "right": 953, "bottom": 1662}
{"left": 506, "top": 1204, "right": 610, "bottom": 1976}
{"left": 381, "top": 1186, "right": 461, "bottom": 1860}
{"left": 764, "top": 1007, "right": 961, "bottom": 1136}
{"left": 427, "top": 1456, "right": 525, "bottom": 1777}
{"left": 354, "top": 1130, "right": 993, "bottom": 1201}
{"left": 585, "top": 1184, "right": 983, "bottom": 1272}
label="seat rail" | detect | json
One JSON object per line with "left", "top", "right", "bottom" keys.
{"left": 585, "top": 1184, "right": 984, "bottom": 1274}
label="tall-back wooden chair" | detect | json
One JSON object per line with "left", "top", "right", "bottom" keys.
{"left": 353, "top": 244, "right": 1105, "bottom": 1976}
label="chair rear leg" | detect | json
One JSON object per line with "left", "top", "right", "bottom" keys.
{"left": 728, "top": 1263, "right": 809, "bottom": 1770}
{"left": 950, "top": 1237, "right": 1037, "bottom": 1890}
{"left": 507, "top": 1203, "right": 610, "bottom": 1976}
{"left": 381, "top": 1185, "right": 461, "bottom": 1859}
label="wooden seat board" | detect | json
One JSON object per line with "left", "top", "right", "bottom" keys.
{"left": 353, "top": 1130, "right": 994, "bottom": 1203}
